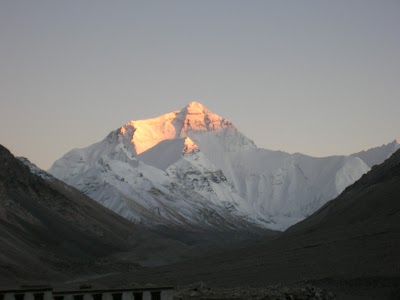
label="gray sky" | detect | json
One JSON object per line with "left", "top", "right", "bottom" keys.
{"left": 1, "top": 0, "right": 399, "bottom": 170}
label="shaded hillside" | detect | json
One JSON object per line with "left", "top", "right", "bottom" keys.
{"left": 94, "top": 149, "right": 400, "bottom": 298}
{"left": 0, "top": 145, "right": 185, "bottom": 284}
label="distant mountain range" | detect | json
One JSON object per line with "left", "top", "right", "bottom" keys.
{"left": 48, "top": 102, "right": 399, "bottom": 230}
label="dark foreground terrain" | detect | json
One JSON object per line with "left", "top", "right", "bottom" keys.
{"left": 86, "top": 150, "right": 400, "bottom": 299}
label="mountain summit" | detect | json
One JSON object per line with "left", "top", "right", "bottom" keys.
{"left": 49, "top": 102, "right": 258, "bottom": 229}
{"left": 49, "top": 102, "right": 394, "bottom": 230}
{"left": 121, "top": 101, "right": 235, "bottom": 155}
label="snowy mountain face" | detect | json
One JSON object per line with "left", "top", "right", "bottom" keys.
{"left": 49, "top": 102, "right": 388, "bottom": 230}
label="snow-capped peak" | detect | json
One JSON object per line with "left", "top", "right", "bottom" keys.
{"left": 176, "top": 101, "right": 234, "bottom": 137}
{"left": 48, "top": 100, "right": 382, "bottom": 231}
{"left": 184, "top": 101, "right": 208, "bottom": 113}
{"left": 118, "top": 102, "right": 235, "bottom": 155}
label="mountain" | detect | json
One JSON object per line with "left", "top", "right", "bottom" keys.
{"left": 95, "top": 148, "right": 400, "bottom": 299}
{"left": 351, "top": 139, "right": 400, "bottom": 167}
{"left": 0, "top": 144, "right": 210, "bottom": 284}
{"left": 49, "top": 102, "right": 371, "bottom": 230}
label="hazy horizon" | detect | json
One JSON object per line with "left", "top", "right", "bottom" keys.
{"left": 1, "top": 1, "right": 399, "bottom": 169}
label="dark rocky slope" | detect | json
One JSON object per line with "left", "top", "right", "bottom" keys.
{"left": 0, "top": 145, "right": 186, "bottom": 284}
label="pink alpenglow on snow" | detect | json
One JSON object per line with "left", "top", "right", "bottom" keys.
{"left": 119, "top": 101, "right": 234, "bottom": 155}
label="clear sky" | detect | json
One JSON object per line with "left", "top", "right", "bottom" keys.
{"left": 1, "top": 0, "right": 399, "bottom": 170}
